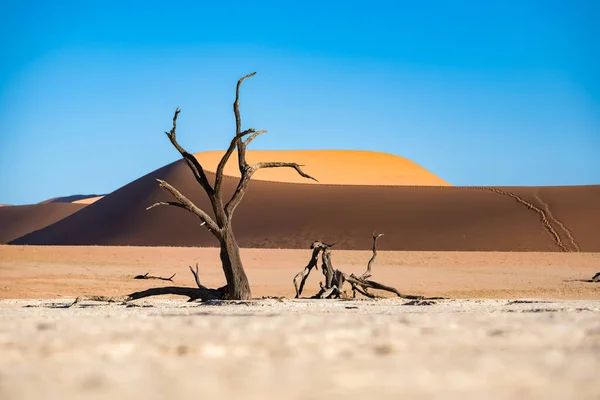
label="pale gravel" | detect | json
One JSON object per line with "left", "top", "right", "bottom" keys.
{"left": 0, "top": 298, "right": 599, "bottom": 400}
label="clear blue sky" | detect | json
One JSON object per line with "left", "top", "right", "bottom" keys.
{"left": 1, "top": 1, "right": 598, "bottom": 205}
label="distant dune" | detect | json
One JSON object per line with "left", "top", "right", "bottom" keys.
{"left": 39, "top": 194, "right": 105, "bottom": 204}
{"left": 195, "top": 150, "right": 451, "bottom": 186}
{"left": 72, "top": 196, "right": 104, "bottom": 205}
{"left": 0, "top": 203, "right": 87, "bottom": 244}
{"left": 9, "top": 155, "right": 599, "bottom": 251}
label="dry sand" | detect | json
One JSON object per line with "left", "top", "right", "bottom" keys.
{"left": 0, "top": 298, "right": 599, "bottom": 400}
{"left": 1, "top": 246, "right": 599, "bottom": 299}
{"left": 194, "top": 149, "right": 451, "bottom": 186}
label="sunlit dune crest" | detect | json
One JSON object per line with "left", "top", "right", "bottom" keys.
{"left": 72, "top": 196, "right": 104, "bottom": 205}
{"left": 195, "top": 150, "right": 451, "bottom": 186}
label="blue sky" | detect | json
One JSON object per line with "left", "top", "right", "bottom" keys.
{"left": 0, "top": 0, "right": 598, "bottom": 205}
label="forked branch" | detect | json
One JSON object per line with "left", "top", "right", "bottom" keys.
{"left": 214, "top": 128, "right": 266, "bottom": 195}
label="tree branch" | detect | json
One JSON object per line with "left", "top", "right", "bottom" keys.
{"left": 234, "top": 72, "right": 257, "bottom": 172}
{"left": 225, "top": 161, "right": 318, "bottom": 217}
{"left": 134, "top": 272, "right": 176, "bottom": 282}
{"left": 146, "top": 201, "right": 187, "bottom": 211}
{"left": 189, "top": 264, "right": 206, "bottom": 289}
{"left": 70, "top": 286, "right": 228, "bottom": 306}
{"left": 70, "top": 266, "right": 229, "bottom": 306}
{"left": 214, "top": 129, "right": 265, "bottom": 195}
{"left": 154, "top": 179, "right": 221, "bottom": 236}
{"left": 362, "top": 232, "right": 384, "bottom": 279}
{"left": 253, "top": 162, "right": 319, "bottom": 182}
{"left": 243, "top": 129, "right": 267, "bottom": 147}
{"left": 164, "top": 108, "right": 214, "bottom": 196}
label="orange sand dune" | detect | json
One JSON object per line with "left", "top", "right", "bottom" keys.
{"left": 195, "top": 150, "right": 451, "bottom": 186}
{"left": 9, "top": 157, "right": 600, "bottom": 251}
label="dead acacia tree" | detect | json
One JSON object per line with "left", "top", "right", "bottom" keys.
{"left": 294, "top": 233, "right": 438, "bottom": 300}
{"left": 72, "top": 72, "right": 316, "bottom": 304}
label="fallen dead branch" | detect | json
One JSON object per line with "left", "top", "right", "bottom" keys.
{"left": 134, "top": 272, "right": 177, "bottom": 282}
{"left": 294, "top": 233, "right": 444, "bottom": 300}
{"left": 70, "top": 264, "right": 227, "bottom": 306}
{"left": 565, "top": 272, "right": 600, "bottom": 283}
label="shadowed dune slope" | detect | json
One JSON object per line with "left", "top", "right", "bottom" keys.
{"left": 0, "top": 204, "right": 87, "bottom": 244}
{"left": 195, "top": 150, "right": 451, "bottom": 186}
{"left": 10, "top": 159, "right": 600, "bottom": 251}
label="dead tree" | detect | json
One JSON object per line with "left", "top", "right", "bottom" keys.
{"left": 295, "top": 233, "right": 436, "bottom": 300}
{"left": 74, "top": 73, "right": 316, "bottom": 303}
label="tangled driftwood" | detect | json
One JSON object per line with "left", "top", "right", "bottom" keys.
{"left": 294, "top": 233, "right": 441, "bottom": 300}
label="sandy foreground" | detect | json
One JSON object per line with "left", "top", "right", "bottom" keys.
{"left": 0, "top": 298, "right": 599, "bottom": 399}
{"left": 1, "top": 246, "right": 599, "bottom": 399}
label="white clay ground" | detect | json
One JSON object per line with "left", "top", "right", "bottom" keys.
{"left": 1, "top": 298, "right": 599, "bottom": 400}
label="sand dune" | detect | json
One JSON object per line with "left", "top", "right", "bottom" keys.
{"left": 39, "top": 194, "right": 104, "bottom": 204}
{"left": 0, "top": 204, "right": 87, "bottom": 244}
{"left": 9, "top": 157, "right": 600, "bottom": 251}
{"left": 195, "top": 150, "right": 451, "bottom": 186}
{"left": 71, "top": 196, "right": 104, "bottom": 205}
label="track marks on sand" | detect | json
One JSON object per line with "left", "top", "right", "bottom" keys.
{"left": 476, "top": 187, "right": 573, "bottom": 252}
{"left": 533, "top": 192, "right": 581, "bottom": 252}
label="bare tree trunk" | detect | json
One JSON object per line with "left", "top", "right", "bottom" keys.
{"left": 219, "top": 228, "right": 251, "bottom": 300}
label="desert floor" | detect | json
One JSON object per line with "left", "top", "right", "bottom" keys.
{"left": 1, "top": 245, "right": 599, "bottom": 299}
{"left": 1, "top": 299, "right": 599, "bottom": 399}
{"left": 1, "top": 246, "right": 599, "bottom": 399}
